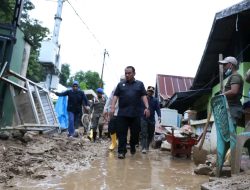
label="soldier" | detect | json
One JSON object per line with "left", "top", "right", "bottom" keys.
{"left": 88, "top": 88, "right": 106, "bottom": 141}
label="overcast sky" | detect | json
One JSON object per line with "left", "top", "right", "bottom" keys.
{"left": 30, "top": 0, "right": 242, "bottom": 95}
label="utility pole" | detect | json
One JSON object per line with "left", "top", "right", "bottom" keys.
{"left": 39, "top": 0, "right": 64, "bottom": 90}
{"left": 100, "top": 49, "right": 109, "bottom": 88}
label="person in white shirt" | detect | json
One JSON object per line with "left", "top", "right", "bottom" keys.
{"left": 103, "top": 75, "right": 125, "bottom": 150}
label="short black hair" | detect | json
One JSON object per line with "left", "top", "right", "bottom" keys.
{"left": 126, "top": 66, "right": 135, "bottom": 73}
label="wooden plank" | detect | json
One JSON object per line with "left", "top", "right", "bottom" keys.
{"left": 19, "top": 123, "right": 59, "bottom": 127}
{"left": 0, "top": 77, "right": 27, "bottom": 91}
{"left": 25, "top": 81, "right": 40, "bottom": 124}
{"left": 7, "top": 69, "right": 49, "bottom": 92}
{"left": 219, "top": 54, "right": 224, "bottom": 93}
{"left": 0, "top": 126, "right": 54, "bottom": 131}
{"left": 0, "top": 61, "right": 8, "bottom": 77}
{"left": 15, "top": 92, "right": 37, "bottom": 123}
{"left": 9, "top": 85, "right": 22, "bottom": 125}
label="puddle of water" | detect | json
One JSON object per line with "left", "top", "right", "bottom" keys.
{"left": 46, "top": 149, "right": 209, "bottom": 190}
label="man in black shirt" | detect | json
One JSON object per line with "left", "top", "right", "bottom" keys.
{"left": 111, "top": 66, "right": 150, "bottom": 159}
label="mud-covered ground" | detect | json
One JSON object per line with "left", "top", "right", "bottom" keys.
{"left": 0, "top": 127, "right": 249, "bottom": 190}
{"left": 0, "top": 128, "right": 109, "bottom": 189}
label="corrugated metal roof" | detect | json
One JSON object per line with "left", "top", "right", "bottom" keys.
{"left": 156, "top": 74, "right": 194, "bottom": 100}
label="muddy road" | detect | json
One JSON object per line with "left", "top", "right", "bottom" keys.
{"left": 6, "top": 136, "right": 209, "bottom": 190}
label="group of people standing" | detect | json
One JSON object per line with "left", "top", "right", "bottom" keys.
{"left": 55, "top": 56, "right": 248, "bottom": 163}
{"left": 55, "top": 65, "right": 161, "bottom": 159}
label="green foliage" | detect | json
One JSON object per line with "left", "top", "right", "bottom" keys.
{"left": 0, "top": 0, "right": 48, "bottom": 82}
{"left": 0, "top": 0, "right": 16, "bottom": 24}
{"left": 19, "top": 0, "right": 49, "bottom": 82}
{"left": 67, "top": 70, "right": 103, "bottom": 91}
{"left": 26, "top": 50, "right": 46, "bottom": 82}
{"left": 20, "top": 19, "right": 49, "bottom": 51}
{"left": 84, "top": 71, "right": 103, "bottom": 90}
{"left": 59, "top": 64, "right": 70, "bottom": 86}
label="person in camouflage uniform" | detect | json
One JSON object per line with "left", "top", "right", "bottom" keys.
{"left": 89, "top": 88, "right": 106, "bottom": 141}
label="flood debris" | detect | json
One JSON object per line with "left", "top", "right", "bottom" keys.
{"left": 201, "top": 171, "right": 250, "bottom": 190}
{"left": 0, "top": 128, "right": 109, "bottom": 189}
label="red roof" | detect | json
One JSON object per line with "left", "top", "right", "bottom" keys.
{"left": 156, "top": 74, "right": 194, "bottom": 100}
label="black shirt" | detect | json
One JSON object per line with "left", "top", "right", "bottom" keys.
{"left": 114, "top": 80, "right": 147, "bottom": 117}
{"left": 56, "top": 89, "right": 89, "bottom": 113}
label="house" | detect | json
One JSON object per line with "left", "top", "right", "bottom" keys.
{"left": 165, "top": 0, "right": 250, "bottom": 122}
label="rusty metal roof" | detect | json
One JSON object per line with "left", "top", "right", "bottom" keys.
{"left": 156, "top": 74, "right": 194, "bottom": 100}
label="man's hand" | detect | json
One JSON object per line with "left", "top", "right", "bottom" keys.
{"left": 109, "top": 106, "right": 115, "bottom": 119}
{"left": 103, "top": 110, "right": 109, "bottom": 121}
{"left": 50, "top": 89, "right": 57, "bottom": 95}
{"left": 158, "top": 117, "right": 161, "bottom": 123}
{"left": 144, "top": 108, "right": 150, "bottom": 118}
{"left": 83, "top": 106, "right": 90, "bottom": 113}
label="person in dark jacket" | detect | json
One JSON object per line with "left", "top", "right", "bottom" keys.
{"left": 55, "top": 81, "right": 89, "bottom": 137}
{"left": 140, "top": 86, "right": 161, "bottom": 153}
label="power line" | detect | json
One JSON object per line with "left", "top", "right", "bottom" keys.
{"left": 44, "top": 0, "right": 58, "bottom": 2}
{"left": 66, "top": 0, "right": 102, "bottom": 46}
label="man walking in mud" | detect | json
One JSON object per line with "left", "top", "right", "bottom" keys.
{"left": 110, "top": 66, "right": 150, "bottom": 159}
{"left": 103, "top": 75, "right": 125, "bottom": 150}
{"left": 55, "top": 81, "right": 89, "bottom": 137}
{"left": 140, "top": 86, "right": 161, "bottom": 154}
{"left": 88, "top": 87, "right": 106, "bottom": 142}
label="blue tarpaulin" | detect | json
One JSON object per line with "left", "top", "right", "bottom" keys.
{"left": 55, "top": 96, "right": 68, "bottom": 129}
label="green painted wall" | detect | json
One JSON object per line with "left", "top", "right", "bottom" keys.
{"left": 0, "top": 27, "right": 25, "bottom": 127}
{"left": 191, "top": 62, "right": 250, "bottom": 120}
{"left": 195, "top": 62, "right": 250, "bottom": 132}
{"left": 211, "top": 62, "right": 250, "bottom": 104}
{"left": 192, "top": 94, "right": 211, "bottom": 115}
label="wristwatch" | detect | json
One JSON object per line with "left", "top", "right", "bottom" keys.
{"left": 145, "top": 107, "right": 149, "bottom": 110}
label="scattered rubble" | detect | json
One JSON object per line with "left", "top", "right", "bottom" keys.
{"left": 201, "top": 171, "right": 250, "bottom": 190}
{"left": 0, "top": 128, "right": 109, "bottom": 189}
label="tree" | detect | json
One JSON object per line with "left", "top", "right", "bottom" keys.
{"left": 59, "top": 64, "right": 70, "bottom": 86}
{"left": 67, "top": 70, "right": 103, "bottom": 91}
{"left": 0, "top": 0, "right": 15, "bottom": 24}
{"left": 84, "top": 71, "right": 103, "bottom": 90}
{"left": 0, "top": 0, "right": 48, "bottom": 82}
{"left": 20, "top": 1, "right": 49, "bottom": 82}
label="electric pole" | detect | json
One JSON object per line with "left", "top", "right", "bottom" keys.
{"left": 100, "top": 49, "right": 109, "bottom": 88}
{"left": 39, "top": 0, "right": 64, "bottom": 90}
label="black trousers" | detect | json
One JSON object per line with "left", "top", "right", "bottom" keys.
{"left": 141, "top": 118, "right": 155, "bottom": 149}
{"left": 108, "top": 116, "right": 117, "bottom": 135}
{"left": 116, "top": 116, "right": 140, "bottom": 154}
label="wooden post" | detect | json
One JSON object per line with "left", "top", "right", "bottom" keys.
{"left": 219, "top": 54, "right": 224, "bottom": 93}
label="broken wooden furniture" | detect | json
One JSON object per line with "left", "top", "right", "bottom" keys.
{"left": 211, "top": 94, "right": 250, "bottom": 176}
{"left": 0, "top": 62, "right": 60, "bottom": 133}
